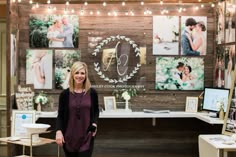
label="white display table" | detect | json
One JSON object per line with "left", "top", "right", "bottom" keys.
{"left": 37, "top": 111, "right": 223, "bottom": 125}
{"left": 199, "top": 134, "right": 236, "bottom": 157}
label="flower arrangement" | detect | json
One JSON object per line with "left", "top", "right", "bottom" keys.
{"left": 112, "top": 88, "right": 137, "bottom": 101}
{"left": 34, "top": 91, "right": 48, "bottom": 105}
{"left": 216, "top": 99, "right": 224, "bottom": 112}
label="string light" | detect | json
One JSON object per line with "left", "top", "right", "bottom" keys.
{"left": 103, "top": 1, "right": 107, "bottom": 6}
{"left": 84, "top": 1, "right": 88, "bottom": 6}
{"left": 160, "top": 0, "right": 163, "bottom": 5}
{"left": 29, "top": 0, "right": 33, "bottom": 4}
{"left": 122, "top": 1, "right": 126, "bottom": 6}
{"left": 211, "top": 3, "right": 215, "bottom": 7}
{"left": 47, "top": 0, "right": 50, "bottom": 4}
{"left": 141, "top": 1, "right": 144, "bottom": 5}
{"left": 66, "top": 1, "right": 69, "bottom": 5}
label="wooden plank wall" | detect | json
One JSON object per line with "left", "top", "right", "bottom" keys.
{"left": 13, "top": 2, "right": 223, "bottom": 157}
{"left": 17, "top": 3, "right": 214, "bottom": 111}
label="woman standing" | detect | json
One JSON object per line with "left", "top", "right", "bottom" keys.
{"left": 56, "top": 61, "right": 99, "bottom": 157}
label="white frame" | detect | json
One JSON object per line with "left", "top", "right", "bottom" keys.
{"left": 11, "top": 110, "right": 36, "bottom": 138}
{"left": 185, "top": 97, "right": 198, "bottom": 113}
{"left": 104, "top": 96, "right": 116, "bottom": 111}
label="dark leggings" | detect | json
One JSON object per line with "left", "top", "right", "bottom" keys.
{"left": 63, "top": 138, "right": 94, "bottom": 157}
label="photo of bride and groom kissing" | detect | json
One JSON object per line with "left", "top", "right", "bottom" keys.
{"left": 181, "top": 17, "right": 206, "bottom": 56}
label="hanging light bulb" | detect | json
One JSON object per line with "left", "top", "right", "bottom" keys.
{"left": 66, "top": 1, "right": 69, "bottom": 5}
{"left": 48, "top": 6, "right": 52, "bottom": 12}
{"left": 84, "top": 1, "right": 88, "bottom": 6}
{"left": 113, "top": 11, "right": 118, "bottom": 16}
{"left": 29, "top": 0, "right": 33, "bottom": 4}
{"left": 103, "top": 1, "right": 107, "bottom": 6}
{"left": 18, "top": 0, "right": 21, "bottom": 3}
{"left": 36, "top": 3, "right": 39, "bottom": 8}
{"left": 141, "top": 0, "right": 144, "bottom": 5}
{"left": 47, "top": 0, "right": 50, "bottom": 4}
{"left": 90, "top": 11, "right": 93, "bottom": 15}
{"left": 97, "top": 10, "right": 100, "bottom": 15}
{"left": 195, "top": 6, "right": 199, "bottom": 10}
{"left": 201, "top": 4, "right": 204, "bottom": 8}
{"left": 12, "top": 0, "right": 16, "bottom": 3}
{"left": 122, "top": 1, "right": 126, "bottom": 6}
{"left": 53, "top": 6, "right": 57, "bottom": 10}
{"left": 198, "top": 0, "right": 201, "bottom": 2}
{"left": 80, "top": 9, "right": 84, "bottom": 15}
{"left": 160, "top": 0, "right": 163, "bottom": 5}
{"left": 108, "top": 12, "right": 111, "bottom": 16}
{"left": 71, "top": 9, "right": 74, "bottom": 13}
{"left": 125, "top": 11, "right": 129, "bottom": 16}
{"left": 64, "top": 7, "right": 68, "bottom": 14}
{"left": 211, "top": 3, "right": 215, "bottom": 7}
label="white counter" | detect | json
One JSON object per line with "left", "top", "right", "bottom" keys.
{"left": 37, "top": 111, "right": 223, "bottom": 125}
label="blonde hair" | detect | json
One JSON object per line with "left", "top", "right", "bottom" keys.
{"left": 69, "top": 61, "right": 91, "bottom": 94}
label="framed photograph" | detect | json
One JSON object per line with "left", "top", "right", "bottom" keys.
{"left": 153, "top": 16, "right": 179, "bottom": 55}
{"left": 104, "top": 96, "right": 116, "bottom": 111}
{"left": 29, "top": 14, "right": 79, "bottom": 48}
{"left": 181, "top": 16, "right": 207, "bottom": 56}
{"left": 155, "top": 57, "right": 204, "bottom": 90}
{"left": 55, "top": 50, "right": 81, "bottom": 89}
{"left": 26, "top": 49, "right": 53, "bottom": 89}
{"left": 185, "top": 97, "right": 198, "bottom": 113}
{"left": 11, "top": 110, "right": 36, "bottom": 138}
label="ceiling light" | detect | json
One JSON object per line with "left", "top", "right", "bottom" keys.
{"left": 122, "top": 1, "right": 126, "bottom": 6}
{"left": 141, "top": 1, "right": 144, "bottom": 5}
{"left": 84, "top": 1, "right": 88, "bottom": 5}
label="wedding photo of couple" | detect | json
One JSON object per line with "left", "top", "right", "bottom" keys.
{"left": 181, "top": 16, "right": 207, "bottom": 56}
{"left": 155, "top": 57, "right": 204, "bottom": 90}
{"left": 29, "top": 14, "right": 79, "bottom": 48}
{"left": 26, "top": 49, "right": 53, "bottom": 89}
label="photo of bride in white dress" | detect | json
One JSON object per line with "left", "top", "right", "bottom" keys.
{"left": 225, "top": 45, "right": 235, "bottom": 89}
{"left": 26, "top": 49, "right": 53, "bottom": 89}
{"left": 47, "top": 18, "right": 64, "bottom": 48}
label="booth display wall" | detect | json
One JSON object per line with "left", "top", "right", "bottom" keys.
{"left": 7, "top": 2, "right": 226, "bottom": 157}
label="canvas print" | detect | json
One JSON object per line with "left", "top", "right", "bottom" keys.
{"left": 224, "top": 45, "right": 235, "bottom": 89}
{"left": 26, "top": 49, "right": 53, "bottom": 89}
{"left": 225, "top": 1, "right": 235, "bottom": 43}
{"left": 29, "top": 14, "right": 79, "bottom": 48}
{"left": 225, "top": 98, "right": 236, "bottom": 134}
{"left": 181, "top": 16, "right": 207, "bottom": 56}
{"left": 216, "top": 2, "right": 225, "bottom": 44}
{"left": 55, "top": 50, "right": 81, "bottom": 89}
{"left": 11, "top": 34, "right": 17, "bottom": 77}
{"left": 153, "top": 16, "right": 179, "bottom": 55}
{"left": 214, "top": 46, "right": 225, "bottom": 88}
{"left": 155, "top": 57, "right": 204, "bottom": 90}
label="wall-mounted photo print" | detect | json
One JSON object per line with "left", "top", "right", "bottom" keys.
{"left": 153, "top": 16, "right": 179, "bottom": 55}
{"left": 225, "top": 2, "right": 235, "bottom": 43}
{"left": 155, "top": 57, "right": 204, "bottom": 90}
{"left": 55, "top": 50, "right": 81, "bottom": 89}
{"left": 224, "top": 45, "right": 235, "bottom": 89}
{"left": 26, "top": 49, "right": 53, "bottom": 89}
{"left": 214, "top": 46, "right": 225, "bottom": 88}
{"left": 216, "top": 2, "right": 225, "bottom": 44}
{"left": 29, "top": 14, "right": 79, "bottom": 48}
{"left": 181, "top": 16, "right": 207, "bottom": 56}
